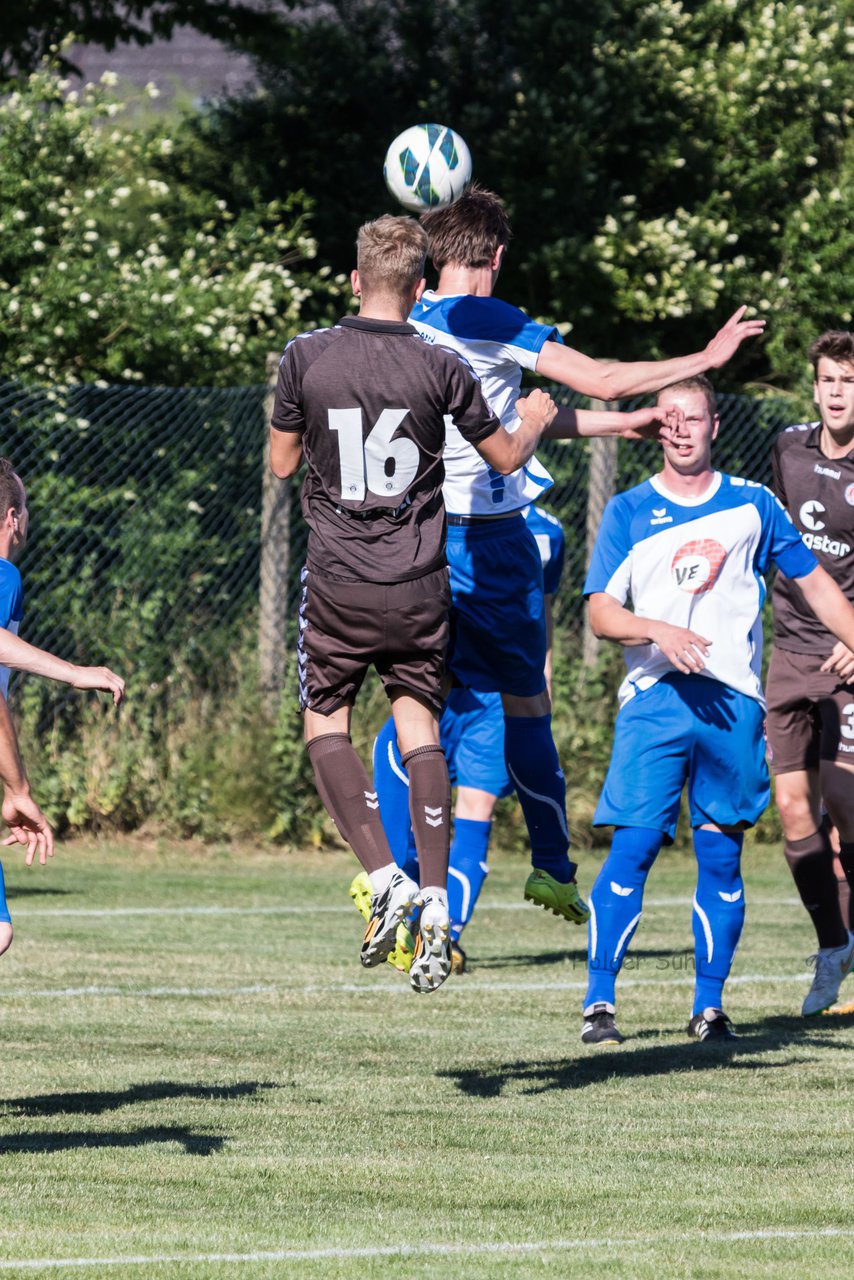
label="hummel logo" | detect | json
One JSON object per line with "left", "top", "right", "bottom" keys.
{"left": 364, "top": 790, "right": 379, "bottom": 810}
{"left": 610, "top": 882, "right": 634, "bottom": 897}
{"left": 424, "top": 805, "right": 444, "bottom": 828}
{"left": 719, "top": 889, "right": 743, "bottom": 902}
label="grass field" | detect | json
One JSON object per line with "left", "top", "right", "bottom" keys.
{"left": 0, "top": 836, "right": 852, "bottom": 1279}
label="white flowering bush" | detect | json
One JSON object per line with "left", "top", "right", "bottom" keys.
{"left": 0, "top": 66, "right": 343, "bottom": 385}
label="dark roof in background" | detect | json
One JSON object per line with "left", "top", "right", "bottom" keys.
{"left": 70, "top": 26, "right": 259, "bottom": 104}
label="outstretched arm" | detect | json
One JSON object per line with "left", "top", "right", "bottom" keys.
{"left": 535, "top": 307, "right": 765, "bottom": 400}
{"left": 0, "top": 631, "right": 124, "bottom": 705}
{"left": 544, "top": 403, "right": 683, "bottom": 441}
{"left": 0, "top": 693, "right": 53, "bottom": 865}
{"left": 587, "top": 592, "right": 712, "bottom": 674}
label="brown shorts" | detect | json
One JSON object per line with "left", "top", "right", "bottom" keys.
{"left": 765, "top": 645, "right": 854, "bottom": 774}
{"left": 297, "top": 565, "right": 451, "bottom": 715}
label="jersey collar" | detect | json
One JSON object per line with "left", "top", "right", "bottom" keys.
{"left": 337, "top": 316, "right": 416, "bottom": 335}
{"left": 650, "top": 471, "right": 722, "bottom": 506}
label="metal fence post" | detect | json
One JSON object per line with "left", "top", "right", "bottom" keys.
{"left": 259, "top": 351, "right": 291, "bottom": 708}
{"left": 582, "top": 402, "right": 618, "bottom": 667}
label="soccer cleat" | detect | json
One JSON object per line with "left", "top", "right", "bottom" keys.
{"left": 802, "top": 933, "right": 854, "bottom": 1016}
{"left": 524, "top": 869, "right": 590, "bottom": 924}
{"left": 360, "top": 871, "right": 421, "bottom": 969}
{"left": 450, "top": 939, "right": 467, "bottom": 975}
{"left": 409, "top": 894, "right": 452, "bottom": 994}
{"left": 687, "top": 1007, "right": 738, "bottom": 1041}
{"left": 581, "top": 1002, "right": 624, "bottom": 1046}
{"left": 349, "top": 871, "right": 415, "bottom": 973}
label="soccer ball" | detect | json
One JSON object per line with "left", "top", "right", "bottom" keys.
{"left": 383, "top": 124, "right": 472, "bottom": 213}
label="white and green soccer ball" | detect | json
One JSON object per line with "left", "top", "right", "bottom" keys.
{"left": 383, "top": 124, "right": 472, "bottom": 213}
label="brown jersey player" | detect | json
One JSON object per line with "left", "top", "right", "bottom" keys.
{"left": 268, "top": 215, "right": 556, "bottom": 993}
{"left": 767, "top": 330, "right": 854, "bottom": 1014}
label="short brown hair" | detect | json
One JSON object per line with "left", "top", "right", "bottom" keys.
{"left": 656, "top": 374, "right": 717, "bottom": 418}
{"left": 0, "top": 458, "right": 23, "bottom": 522}
{"left": 356, "top": 215, "right": 427, "bottom": 296}
{"left": 420, "top": 183, "right": 512, "bottom": 270}
{"left": 809, "top": 330, "right": 854, "bottom": 375}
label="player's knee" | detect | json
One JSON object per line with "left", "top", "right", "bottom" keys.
{"left": 0, "top": 921, "right": 13, "bottom": 956}
{"left": 773, "top": 782, "right": 815, "bottom": 835}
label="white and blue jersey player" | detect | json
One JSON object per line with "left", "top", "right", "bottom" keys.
{"left": 398, "top": 186, "right": 766, "bottom": 924}
{"left": 0, "top": 473, "right": 26, "bottom": 955}
{"left": 580, "top": 376, "right": 854, "bottom": 1046}
{"left": 372, "top": 505, "right": 566, "bottom": 966}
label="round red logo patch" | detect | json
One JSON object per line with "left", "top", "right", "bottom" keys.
{"left": 671, "top": 539, "right": 727, "bottom": 595}
{"left": 845, "top": 482, "right": 854, "bottom": 507}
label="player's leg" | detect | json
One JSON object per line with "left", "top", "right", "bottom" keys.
{"left": 686, "top": 680, "right": 768, "bottom": 1039}
{"left": 688, "top": 825, "right": 744, "bottom": 1040}
{"left": 448, "top": 786, "right": 496, "bottom": 972}
{"left": 583, "top": 826, "right": 664, "bottom": 1044}
{"left": 445, "top": 518, "right": 585, "bottom": 918}
{"left": 817, "top": 757, "right": 854, "bottom": 1001}
{"left": 379, "top": 567, "right": 454, "bottom": 992}
{"left": 0, "top": 861, "right": 12, "bottom": 956}
{"left": 299, "top": 569, "right": 420, "bottom": 969}
{"left": 767, "top": 649, "right": 853, "bottom": 1012}
{"left": 582, "top": 680, "right": 687, "bottom": 1044}
{"left": 445, "top": 689, "right": 509, "bottom": 969}
{"left": 371, "top": 715, "right": 419, "bottom": 880}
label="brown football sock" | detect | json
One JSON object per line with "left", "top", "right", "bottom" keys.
{"left": 839, "top": 843, "right": 854, "bottom": 932}
{"left": 401, "top": 744, "right": 450, "bottom": 890}
{"left": 307, "top": 733, "right": 392, "bottom": 874}
{"left": 784, "top": 827, "right": 848, "bottom": 949}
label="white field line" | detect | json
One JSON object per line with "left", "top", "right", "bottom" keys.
{"left": 10, "top": 895, "right": 801, "bottom": 918}
{"left": 0, "top": 1226, "right": 851, "bottom": 1271}
{"left": 0, "top": 972, "right": 816, "bottom": 1001}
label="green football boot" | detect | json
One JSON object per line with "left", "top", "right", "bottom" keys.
{"left": 348, "top": 871, "right": 415, "bottom": 973}
{"left": 523, "top": 869, "right": 590, "bottom": 924}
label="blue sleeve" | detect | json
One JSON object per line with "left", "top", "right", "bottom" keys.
{"left": 583, "top": 497, "right": 632, "bottom": 599}
{"left": 754, "top": 486, "right": 817, "bottom": 579}
{"left": 0, "top": 562, "right": 23, "bottom": 629}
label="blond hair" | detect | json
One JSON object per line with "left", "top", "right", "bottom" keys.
{"left": 356, "top": 215, "right": 428, "bottom": 297}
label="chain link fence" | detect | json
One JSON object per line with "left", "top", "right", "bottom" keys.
{"left": 0, "top": 375, "right": 805, "bottom": 715}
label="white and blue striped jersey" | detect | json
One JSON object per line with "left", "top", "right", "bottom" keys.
{"left": 584, "top": 472, "right": 817, "bottom": 708}
{"left": 410, "top": 291, "right": 558, "bottom": 515}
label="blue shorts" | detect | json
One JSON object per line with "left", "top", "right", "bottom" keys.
{"left": 446, "top": 515, "right": 546, "bottom": 698}
{"left": 441, "top": 687, "right": 512, "bottom": 798}
{"left": 594, "top": 674, "right": 769, "bottom": 841}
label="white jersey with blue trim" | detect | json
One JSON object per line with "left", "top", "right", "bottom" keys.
{"left": 0, "top": 559, "right": 23, "bottom": 699}
{"left": 584, "top": 472, "right": 817, "bottom": 709}
{"left": 410, "top": 291, "right": 557, "bottom": 515}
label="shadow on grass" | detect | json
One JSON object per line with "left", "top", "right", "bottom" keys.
{"left": 0, "top": 1126, "right": 224, "bottom": 1156}
{"left": 3, "top": 1079, "right": 278, "bottom": 1118}
{"left": 441, "top": 1012, "right": 854, "bottom": 1098}
{"left": 473, "top": 946, "right": 692, "bottom": 972}
{"left": 6, "top": 886, "right": 76, "bottom": 898}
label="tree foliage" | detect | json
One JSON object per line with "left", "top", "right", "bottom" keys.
{"left": 203, "top": 0, "right": 852, "bottom": 390}
{"left": 0, "top": 0, "right": 288, "bottom": 79}
{"left": 0, "top": 66, "right": 342, "bottom": 385}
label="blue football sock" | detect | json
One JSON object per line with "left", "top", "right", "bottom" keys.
{"left": 691, "top": 828, "right": 745, "bottom": 1015}
{"left": 372, "top": 717, "right": 419, "bottom": 882}
{"left": 0, "top": 860, "right": 9, "bottom": 925}
{"left": 585, "top": 826, "right": 663, "bottom": 1009}
{"left": 504, "top": 714, "right": 574, "bottom": 881}
{"left": 448, "top": 818, "right": 492, "bottom": 940}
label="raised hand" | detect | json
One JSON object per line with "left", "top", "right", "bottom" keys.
{"left": 703, "top": 306, "right": 766, "bottom": 369}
